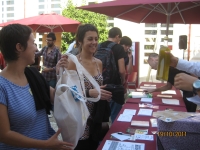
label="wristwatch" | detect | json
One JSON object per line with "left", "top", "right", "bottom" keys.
{"left": 193, "top": 80, "right": 200, "bottom": 94}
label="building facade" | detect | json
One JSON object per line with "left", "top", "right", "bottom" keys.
{"left": 0, "top": 0, "right": 200, "bottom": 83}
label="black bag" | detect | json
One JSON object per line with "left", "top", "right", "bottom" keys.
{"left": 104, "top": 84, "right": 124, "bottom": 105}
{"left": 94, "top": 42, "right": 118, "bottom": 84}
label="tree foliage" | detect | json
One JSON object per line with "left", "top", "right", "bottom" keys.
{"left": 61, "top": 0, "right": 108, "bottom": 53}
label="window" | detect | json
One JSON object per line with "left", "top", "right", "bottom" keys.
{"left": 145, "top": 30, "right": 157, "bottom": 35}
{"left": 39, "top": 0, "right": 44, "bottom": 2}
{"left": 7, "top": 13, "right": 14, "bottom": 17}
{"left": 2, "top": 7, "right": 4, "bottom": 11}
{"left": 2, "top": 20, "right": 4, "bottom": 23}
{"left": 161, "top": 30, "right": 173, "bottom": 35}
{"left": 144, "top": 45, "right": 155, "bottom": 50}
{"left": 39, "top": 5, "right": 44, "bottom": 9}
{"left": 2, "top": 14, "right": 4, "bottom": 18}
{"left": 107, "top": 23, "right": 114, "bottom": 27}
{"left": 2, "top": 1, "right": 4, "bottom": 5}
{"left": 39, "top": 44, "right": 42, "bottom": 48}
{"left": 7, "top": 7, "right": 14, "bottom": 11}
{"left": 145, "top": 38, "right": 156, "bottom": 42}
{"left": 161, "top": 38, "right": 172, "bottom": 42}
{"left": 107, "top": 16, "right": 114, "bottom": 20}
{"left": 161, "top": 24, "right": 173, "bottom": 27}
{"left": 7, "top": 0, "right": 14, "bottom": 5}
{"left": 39, "top": 38, "right": 42, "bottom": 41}
{"left": 51, "top": 4, "right": 60, "bottom": 8}
{"left": 145, "top": 23, "right": 157, "bottom": 27}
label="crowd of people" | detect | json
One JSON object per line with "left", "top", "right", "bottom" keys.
{"left": 0, "top": 23, "right": 200, "bottom": 150}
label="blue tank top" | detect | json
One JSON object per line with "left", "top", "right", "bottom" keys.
{"left": 0, "top": 76, "right": 55, "bottom": 150}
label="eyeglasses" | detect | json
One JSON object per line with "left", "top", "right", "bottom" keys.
{"left": 46, "top": 39, "right": 53, "bottom": 42}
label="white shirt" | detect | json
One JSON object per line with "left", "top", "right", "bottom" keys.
{"left": 66, "top": 41, "right": 76, "bottom": 53}
{"left": 177, "top": 59, "right": 200, "bottom": 77}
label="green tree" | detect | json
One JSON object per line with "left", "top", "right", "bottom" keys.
{"left": 61, "top": 0, "right": 108, "bottom": 53}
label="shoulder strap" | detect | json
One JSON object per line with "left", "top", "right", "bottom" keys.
{"left": 107, "top": 42, "right": 116, "bottom": 49}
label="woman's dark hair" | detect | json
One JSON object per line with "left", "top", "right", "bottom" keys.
{"left": 75, "top": 24, "right": 99, "bottom": 50}
{"left": 47, "top": 32, "right": 56, "bottom": 41}
{"left": 0, "top": 24, "right": 32, "bottom": 62}
{"left": 120, "top": 36, "right": 132, "bottom": 47}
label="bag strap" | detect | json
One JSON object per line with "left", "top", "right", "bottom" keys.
{"left": 64, "top": 53, "right": 101, "bottom": 102}
{"left": 56, "top": 83, "right": 87, "bottom": 102}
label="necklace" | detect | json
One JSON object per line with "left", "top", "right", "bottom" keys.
{"left": 79, "top": 54, "right": 95, "bottom": 65}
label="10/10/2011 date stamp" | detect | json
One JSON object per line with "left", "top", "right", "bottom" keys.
{"left": 157, "top": 131, "right": 187, "bottom": 137}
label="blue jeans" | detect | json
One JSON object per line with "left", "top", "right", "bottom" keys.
{"left": 47, "top": 79, "right": 56, "bottom": 111}
{"left": 110, "top": 100, "right": 122, "bottom": 123}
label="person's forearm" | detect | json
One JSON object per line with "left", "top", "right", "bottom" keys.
{"left": 154, "top": 84, "right": 172, "bottom": 92}
{"left": 119, "top": 72, "right": 125, "bottom": 84}
{"left": 127, "top": 58, "right": 133, "bottom": 74}
{"left": 1, "top": 131, "right": 48, "bottom": 149}
{"left": 177, "top": 59, "right": 200, "bottom": 77}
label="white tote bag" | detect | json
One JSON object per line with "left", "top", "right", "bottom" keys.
{"left": 54, "top": 53, "right": 101, "bottom": 148}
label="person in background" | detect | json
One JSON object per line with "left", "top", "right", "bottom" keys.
{"left": 96, "top": 27, "right": 126, "bottom": 123}
{"left": 57, "top": 24, "right": 112, "bottom": 150}
{"left": 30, "top": 43, "right": 40, "bottom": 71}
{"left": 35, "top": 32, "right": 61, "bottom": 88}
{"left": 145, "top": 53, "right": 197, "bottom": 112}
{"left": 0, "top": 24, "right": 72, "bottom": 150}
{"left": 119, "top": 36, "right": 133, "bottom": 94}
{"left": 0, "top": 51, "right": 6, "bottom": 70}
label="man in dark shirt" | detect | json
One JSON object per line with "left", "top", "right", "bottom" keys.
{"left": 145, "top": 53, "right": 197, "bottom": 112}
{"left": 98, "top": 27, "right": 126, "bottom": 122}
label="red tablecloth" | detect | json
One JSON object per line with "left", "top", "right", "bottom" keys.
{"left": 127, "top": 95, "right": 185, "bottom": 107}
{"left": 127, "top": 82, "right": 185, "bottom": 107}
{"left": 97, "top": 103, "right": 186, "bottom": 150}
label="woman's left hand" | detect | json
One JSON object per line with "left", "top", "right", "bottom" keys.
{"left": 100, "top": 85, "right": 112, "bottom": 101}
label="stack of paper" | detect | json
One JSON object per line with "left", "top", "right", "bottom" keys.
{"left": 162, "top": 99, "right": 180, "bottom": 105}
{"left": 140, "top": 86, "right": 156, "bottom": 89}
{"left": 143, "top": 84, "right": 156, "bottom": 87}
{"left": 157, "top": 94, "right": 172, "bottom": 98}
{"left": 141, "top": 98, "right": 153, "bottom": 103}
{"left": 131, "top": 92, "right": 148, "bottom": 98}
{"left": 131, "top": 120, "right": 149, "bottom": 127}
{"left": 161, "top": 90, "right": 176, "bottom": 95}
{"left": 117, "top": 109, "right": 136, "bottom": 122}
{"left": 102, "top": 140, "right": 145, "bottom": 150}
{"left": 111, "top": 133, "right": 130, "bottom": 141}
{"left": 138, "top": 108, "right": 153, "bottom": 116}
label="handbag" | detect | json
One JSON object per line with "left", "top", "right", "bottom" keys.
{"left": 54, "top": 53, "right": 101, "bottom": 149}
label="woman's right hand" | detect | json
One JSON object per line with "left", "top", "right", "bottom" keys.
{"left": 45, "top": 129, "right": 73, "bottom": 150}
{"left": 56, "top": 55, "right": 69, "bottom": 74}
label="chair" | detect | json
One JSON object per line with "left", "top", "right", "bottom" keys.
{"left": 127, "top": 72, "right": 138, "bottom": 93}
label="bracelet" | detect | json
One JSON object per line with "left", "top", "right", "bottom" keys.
{"left": 86, "top": 90, "right": 90, "bottom": 97}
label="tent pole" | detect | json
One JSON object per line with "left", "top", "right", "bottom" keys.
{"left": 166, "top": 3, "right": 171, "bottom": 38}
